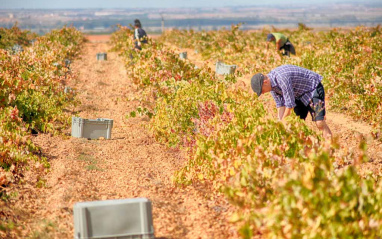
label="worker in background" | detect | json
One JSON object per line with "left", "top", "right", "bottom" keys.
{"left": 266, "top": 33, "right": 296, "bottom": 57}
{"left": 133, "top": 19, "right": 148, "bottom": 51}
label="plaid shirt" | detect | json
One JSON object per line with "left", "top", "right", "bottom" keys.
{"left": 268, "top": 65, "right": 322, "bottom": 108}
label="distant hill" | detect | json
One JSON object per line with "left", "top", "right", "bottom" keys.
{"left": 0, "top": 3, "right": 381, "bottom": 33}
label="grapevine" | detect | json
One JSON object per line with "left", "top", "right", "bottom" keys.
{"left": 112, "top": 25, "right": 382, "bottom": 238}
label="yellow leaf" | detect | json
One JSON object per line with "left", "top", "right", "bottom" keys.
{"left": 229, "top": 213, "right": 241, "bottom": 223}
{"left": 234, "top": 159, "right": 242, "bottom": 169}
{"left": 230, "top": 167, "right": 235, "bottom": 176}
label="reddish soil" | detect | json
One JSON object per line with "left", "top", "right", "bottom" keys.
{"left": 2, "top": 36, "right": 381, "bottom": 239}
{"left": 2, "top": 39, "right": 238, "bottom": 238}
{"left": 85, "top": 35, "right": 111, "bottom": 42}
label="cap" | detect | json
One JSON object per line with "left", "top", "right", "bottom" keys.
{"left": 266, "top": 33, "right": 274, "bottom": 42}
{"left": 251, "top": 73, "right": 264, "bottom": 97}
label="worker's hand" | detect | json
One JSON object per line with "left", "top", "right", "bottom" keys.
{"left": 281, "top": 118, "right": 288, "bottom": 126}
{"left": 280, "top": 108, "right": 293, "bottom": 126}
{"left": 280, "top": 117, "right": 293, "bottom": 134}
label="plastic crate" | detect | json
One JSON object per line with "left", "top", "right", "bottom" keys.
{"left": 179, "top": 52, "right": 187, "bottom": 59}
{"left": 64, "top": 86, "right": 75, "bottom": 94}
{"left": 71, "top": 117, "right": 113, "bottom": 140}
{"left": 97, "top": 53, "right": 107, "bottom": 61}
{"left": 64, "top": 86, "right": 71, "bottom": 94}
{"left": 74, "top": 198, "right": 154, "bottom": 239}
{"left": 215, "top": 61, "right": 237, "bottom": 75}
{"left": 10, "top": 44, "right": 23, "bottom": 55}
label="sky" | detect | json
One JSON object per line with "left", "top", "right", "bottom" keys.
{"left": 0, "top": 0, "right": 379, "bottom": 9}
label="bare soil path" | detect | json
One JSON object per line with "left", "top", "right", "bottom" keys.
{"left": 3, "top": 38, "right": 238, "bottom": 238}
{"left": 3, "top": 36, "right": 380, "bottom": 239}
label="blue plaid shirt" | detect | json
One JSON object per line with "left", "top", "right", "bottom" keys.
{"left": 268, "top": 65, "right": 323, "bottom": 108}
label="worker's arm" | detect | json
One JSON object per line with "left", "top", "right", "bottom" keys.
{"left": 277, "top": 73, "right": 295, "bottom": 122}
{"left": 133, "top": 28, "right": 141, "bottom": 45}
{"left": 277, "top": 106, "right": 285, "bottom": 120}
{"left": 275, "top": 39, "right": 283, "bottom": 58}
{"left": 275, "top": 39, "right": 282, "bottom": 51}
{"left": 277, "top": 107, "right": 293, "bottom": 121}
{"left": 281, "top": 107, "right": 293, "bottom": 121}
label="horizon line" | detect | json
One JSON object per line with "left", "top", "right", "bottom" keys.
{"left": 1, "top": 1, "right": 381, "bottom": 10}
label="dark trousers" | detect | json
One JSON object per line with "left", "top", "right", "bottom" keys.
{"left": 280, "top": 40, "right": 296, "bottom": 56}
{"left": 294, "top": 83, "right": 326, "bottom": 121}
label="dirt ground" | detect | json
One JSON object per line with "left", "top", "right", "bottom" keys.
{"left": 2, "top": 37, "right": 238, "bottom": 239}
{"left": 85, "top": 35, "right": 111, "bottom": 42}
{"left": 1, "top": 35, "right": 381, "bottom": 239}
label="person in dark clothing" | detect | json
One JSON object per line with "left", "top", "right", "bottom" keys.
{"left": 133, "top": 19, "right": 148, "bottom": 50}
{"left": 266, "top": 32, "right": 296, "bottom": 57}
